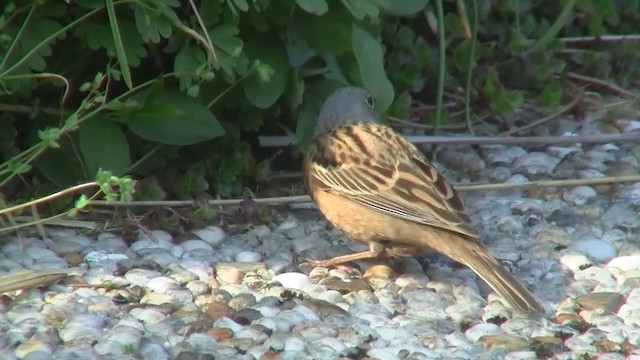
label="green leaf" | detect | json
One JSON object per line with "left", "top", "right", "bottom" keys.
{"left": 210, "top": 25, "right": 244, "bottom": 57}
{"left": 217, "top": 151, "right": 244, "bottom": 184}
{"left": 294, "top": 80, "right": 344, "bottom": 150}
{"left": 79, "top": 118, "right": 131, "bottom": 177}
{"left": 169, "top": 164, "right": 209, "bottom": 199}
{"left": 174, "top": 43, "right": 207, "bottom": 90}
{"left": 133, "top": 2, "right": 175, "bottom": 43}
{"left": 371, "top": 0, "right": 429, "bottom": 15}
{"left": 135, "top": 177, "right": 166, "bottom": 201}
{"left": 482, "top": 68, "right": 522, "bottom": 116}
{"left": 209, "top": 24, "right": 245, "bottom": 76}
{"left": 292, "top": 10, "right": 353, "bottom": 55}
{"left": 3, "top": 10, "right": 65, "bottom": 74}
{"left": 286, "top": 70, "right": 305, "bottom": 110}
{"left": 339, "top": 0, "right": 379, "bottom": 19}
{"left": 389, "top": 91, "right": 412, "bottom": 119}
{"left": 126, "top": 90, "right": 225, "bottom": 145}
{"left": 232, "top": 0, "right": 250, "bottom": 12}
{"left": 35, "top": 140, "right": 85, "bottom": 188}
{"left": 351, "top": 25, "right": 394, "bottom": 112}
{"left": 243, "top": 37, "right": 290, "bottom": 108}
{"left": 536, "top": 81, "right": 563, "bottom": 106}
{"left": 74, "top": 19, "right": 147, "bottom": 67}
{"left": 295, "top": 0, "right": 328, "bottom": 15}
{"left": 105, "top": 0, "right": 132, "bottom": 89}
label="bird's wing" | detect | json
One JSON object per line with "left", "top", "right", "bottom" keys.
{"left": 307, "top": 123, "right": 478, "bottom": 238}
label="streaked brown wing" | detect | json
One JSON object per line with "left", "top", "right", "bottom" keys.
{"left": 307, "top": 123, "right": 477, "bottom": 238}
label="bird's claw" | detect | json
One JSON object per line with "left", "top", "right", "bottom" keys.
{"left": 302, "top": 257, "right": 329, "bottom": 268}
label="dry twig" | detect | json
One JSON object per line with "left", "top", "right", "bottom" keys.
{"left": 87, "top": 174, "right": 640, "bottom": 208}
{"left": 259, "top": 131, "right": 640, "bottom": 148}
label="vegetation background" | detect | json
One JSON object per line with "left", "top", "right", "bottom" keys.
{"left": 1, "top": 0, "right": 637, "bottom": 231}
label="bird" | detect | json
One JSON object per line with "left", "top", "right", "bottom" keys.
{"left": 302, "top": 86, "right": 544, "bottom": 314}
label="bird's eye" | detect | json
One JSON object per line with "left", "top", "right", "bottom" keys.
{"left": 365, "top": 94, "right": 375, "bottom": 109}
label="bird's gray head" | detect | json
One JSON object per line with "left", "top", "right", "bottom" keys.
{"left": 314, "top": 87, "right": 380, "bottom": 137}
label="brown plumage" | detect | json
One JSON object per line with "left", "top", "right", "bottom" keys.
{"left": 303, "top": 87, "right": 543, "bottom": 314}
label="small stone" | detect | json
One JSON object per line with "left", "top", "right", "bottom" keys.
{"left": 514, "top": 152, "right": 560, "bottom": 176}
{"left": 574, "top": 292, "right": 624, "bottom": 312}
{"left": 49, "top": 238, "right": 85, "bottom": 255}
{"left": 321, "top": 277, "right": 370, "bottom": 293}
{"left": 562, "top": 186, "right": 597, "bottom": 206}
{"left": 228, "top": 293, "right": 257, "bottom": 311}
{"left": 616, "top": 182, "right": 640, "bottom": 206}
{"left": 14, "top": 339, "right": 52, "bottom": 358}
{"left": 481, "top": 145, "right": 527, "bottom": 166}
{"left": 191, "top": 226, "right": 227, "bottom": 245}
{"left": 83, "top": 251, "right": 129, "bottom": 265}
{"left": 149, "top": 230, "right": 173, "bottom": 243}
{"left": 145, "top": 276, "right": 180, "bottom": 293}
{"left": 235, "top": 251, "right": 262, "bottom": 263}
{"left": 63, "top": 252, "right": 83, "bottom": 266}
{"left": 478, "top": 333, "right": 530, "bottom": 352}
{"left": 438, "top": 148, "right": 485, "bottom": 172}
{"left": 547, "top": 146, "right": 580, "bottom": 159}
{"left": 130, "top": 237, "right": 173, "bottom": 252}
{"left": 233, "top": 308, "right": 263, "bottom": 325}
{"left": 301, "top": 298, "right": 349, "bottom": 317}
{"left": 203, "top": 302, "right": 234, "bottom": 320}
{"left": 277, "top": 220, "right": 299, "bottom": 232}
{"left": 125, "top": 268, "right": 163, "bottom": 287}
{"left": 608, "top": 256, "right": 640, "bottom": 271}
{"left": 602, "top": 204, "right": 640, "bottom": 230}
{"left": 274, "top": 272, "right": 312, "bottom": 291}
{"left": 559, "top": 254, "right": 593, "bottom": 272}
{"left": 553, "top": 313, "right": 588, "bottom": 331}
{"left": 216, "top": 265, "right": 244, "bottom": 285}
{"left": 464, "top": 323, "right": 502, "bottom": 342}
{"left": 259, "top": 349, "right": 282, "bottom": 360}
{"left": 208, "top": 327, "right": 233, "bottom": 341}
{"left": 179, "top": 240, "right": 214, "bottom": 252}
{"left": 569, "top": 238, "right": 617, "bottom": 263}
{"left": 363, "top": 264, "right": 395, "bottom": 289}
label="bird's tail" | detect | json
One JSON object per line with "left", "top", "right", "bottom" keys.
{"left": 456, "top": 244, "right": 544, "bottom": 314}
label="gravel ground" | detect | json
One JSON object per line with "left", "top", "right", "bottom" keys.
{"left": 2, "top": 114, "right": 640, "bottom": 359}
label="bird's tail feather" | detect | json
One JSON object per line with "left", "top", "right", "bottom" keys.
{"left": 459, "top": 246, "right": 544, "bottom": 314}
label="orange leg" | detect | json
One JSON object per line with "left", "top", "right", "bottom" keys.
{"left": 305, "top": 241, "right": 385, "bottom": 267}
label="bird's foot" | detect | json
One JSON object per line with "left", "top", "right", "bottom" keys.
{"left": 302, "top": 257, "right": 339, "bottom": 268}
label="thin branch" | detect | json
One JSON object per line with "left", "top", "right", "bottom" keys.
{"left": 0, "top": 182, "right": 98, "bottom": 216}
{"left": 499, "top": 93, "right": 582, "bottom": 136}
{"left": 560, "top": 34, "right": 640, "bottom": 44}
{"left": 87, "top": 174, "right": 640, "bottom": 208}
{"left": 387, "top": 116, "right": 472, "bottom": 130}
{"left": 564, "top": 72, "right": 640, "bottom": 99}
{"left": 188, "top": 0, "right": 217, "bottom": 63}
{"left": 89, "top": 195, "right": 310, "bottom": 207}
{"left": 258, "top": 131, "right": 640, "bottom": 148}
{"left": 8, "top": 217, "right": 100, "bottom": 230}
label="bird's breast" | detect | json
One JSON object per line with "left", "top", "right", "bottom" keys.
{"left": 309, "top": 182, "right": 433, "bottom": 252}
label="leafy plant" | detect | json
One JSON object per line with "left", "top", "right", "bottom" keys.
{"left": 0, "top": 0, "right": 639, "bottom": 226}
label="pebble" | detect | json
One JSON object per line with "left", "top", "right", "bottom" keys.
{"left": 464, "top": 323, "right": 502, "bottom": 342}
{"left": 179, "top": 239, "right": 214, "bottom": 253}
{"left": 83, "top": 250, "right": 129, "bottom": 265}
{"left": 235, "top": 251, "right": 262, "bottom": 263}
{"left": 608, "top": 255, "right": 640, "bottom": 271}
{"left": 191, "top": 226, "right": 227, "bottom": 245}
{"left": 513, "top": 152, "right": 560, "bottom": 175}
{"left": 275, "top": 272, "right": 312, "bottom": 291}
{"left": 569, "top": 238, "right": 617, "bottom": 263}
{"left": 575, "top": 292, "right": 625, "bottom": 312}
{"left": 562, "top": 186, "right": 597, "bottom": 205}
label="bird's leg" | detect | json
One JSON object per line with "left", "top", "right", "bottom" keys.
{"left": 305, "top": 241, "right": 385, "bottom": 267}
